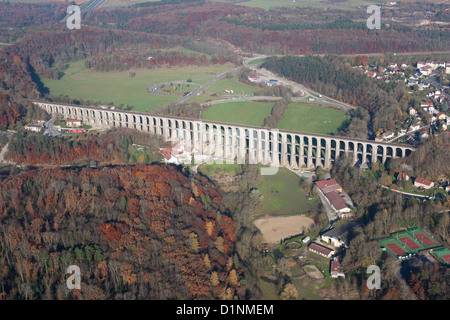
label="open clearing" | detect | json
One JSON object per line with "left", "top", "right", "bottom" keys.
{"left": 258, "top": 167, "right": 320, "bottom": 215}
{"left": 202, "top": 100, "right": 275, "bottom": 127}
{"left": 254, "top": 215, "right": 315, "bottom": 243}
{"left": 278, "top": 102, "right": 349, "bottom": 135}
{"left": 42, "top": 59, "right": 235, "bottom": 112}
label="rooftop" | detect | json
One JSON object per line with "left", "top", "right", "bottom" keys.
{"left": 308, "top": 242, "right": 334, "bottom": 256}
{"left": 322, "top": 222, "right": 359, "bottom": 240}
{"left": 315, "top": 179, "right": 341, "bottom": 194}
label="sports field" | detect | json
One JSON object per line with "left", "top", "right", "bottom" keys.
{"left": 433, "top": 249, "right": 450, "bottom": 265}
{"left": 378, "top": 228, "right": 442, "bottom": 259}
{"left": 42, "top": 59, "right": 235, "bottom": 112}
{"left": 277, "top": 102, "right": 349, "bottom": 135}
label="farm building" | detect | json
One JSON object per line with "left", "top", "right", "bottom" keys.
{"left": 308, "top": 242, "right": 335, "bottom": 258}
{"left": 320, "top": 222, "right": 359, "bottom": 248}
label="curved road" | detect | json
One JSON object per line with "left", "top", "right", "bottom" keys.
{"left": 175, "top": 66, "right": 243, "bottom": 105}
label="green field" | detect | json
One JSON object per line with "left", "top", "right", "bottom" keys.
{"left": 197, "top": 162, "right": 241, "bottom": 176}
{"left": 257, "top": 167, "right": 320, "bottom": 215}
{"left": 205, "top": 72, "right": 260, "bottom": 96}
{"left": 277, "top": 102, "right": 349, "bottom": 135}
{"left": 247, "top": 57, "right": 267, "bottom": 66}
{"left": 42, "top": 60, "right": 235, "bottom": 112}
{"left": 202, "top": 100, "right": 275, "bottom": 127}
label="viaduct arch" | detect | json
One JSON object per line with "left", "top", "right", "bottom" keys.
{"left": 34, "top": 101, "right": 415, "bottom": 170}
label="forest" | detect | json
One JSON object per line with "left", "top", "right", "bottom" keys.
{"left": 0, "top": 0, "right": 448, "bottom": 301}
{"left": 0, "top": 163, "right": 245, "bottom": 299}
{"left": 7, "top": 128, "right": 169, "bottom": 166}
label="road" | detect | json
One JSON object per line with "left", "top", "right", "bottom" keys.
{"left": 175, "top": 67, "right": 243, "bottom": 105}
{"left": 243, "top": 54, "right": 356, "bottom": 112}
{"left": 43, "top": 118, "right": 61, "bottom": 137}
{"left": 149, "top": 81, "right": 202, "bottom": 96}
{"left": 381, "top": 185, "right": 431, "bottom": 200}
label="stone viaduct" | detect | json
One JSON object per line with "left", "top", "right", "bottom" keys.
{"left": 33, "top": 101, "right": 415, "bottom": 170}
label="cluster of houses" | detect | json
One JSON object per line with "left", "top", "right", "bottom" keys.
{"left": 389, "top": 169, "right": 450, "bottom": 194}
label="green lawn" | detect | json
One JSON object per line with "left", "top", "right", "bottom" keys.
{"left": 205, "top": 72, "right": 260, "bottom": 96}
{"left": 202, "top": 100, "right": 274, "bottom": 127}
{"left": 42, "top": 60, "right": 235, "bottom": 112}
{"left": 257, "top": 167, "right": 320, "bottom": 216}
{"left": 278, "top": 102, "right": 349, "bottom": 135}
{"left": 247, "top": 57, "right": 267, "bottom": 65}
{"left": 197, "top": 162, "right": 241, "bottom": 176}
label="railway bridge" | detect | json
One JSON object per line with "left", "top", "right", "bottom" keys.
{"left": 33, "top": 101, "right": 415, "bottom": 170}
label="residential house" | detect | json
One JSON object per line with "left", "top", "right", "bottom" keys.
{"left": 24, "top": 123, "right": 43, "bottom": 133}
{"left": 66, "top": 119, "right": 82, "bottom": 127}
{"left": 390, "top": 170, "right": 410, "bottom": 181}
{"left": 419, "top": 130, "right": 429, "bottom": 140}
{"left": 420, "top": 65, "right": 433, "bottom": 76}
{"left": 382, "top": 131, "right": 394, "bottom": 139}
{"left": 409, "top": 122, "right": 422, "bottom": 131}
{"left": 408, "top": 107, "right": 417, "bottom": 116}
{"left": 414, "top": 177, "right": 434, "bottom": 189}
{"left": 330, "top": 258, "right": 345, "bottom": 279}
{"left": 247, "top": 74, "right": 258, "bottom": 83}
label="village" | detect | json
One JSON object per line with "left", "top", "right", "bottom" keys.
{"left": 362, "top": 58, "right": 450, "bottom": 145}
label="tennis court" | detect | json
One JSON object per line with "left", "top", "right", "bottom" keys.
{"left": 441, "top": 254, "right": 450, "bottom": 264}
{"left": 433, "top": 249, "right": 450, "bottom": 266}
{"left": 399, "top": 237, "right": 421, "bottom": 250}
{"left": 378, "top": 227, "right": 443, "bottom": 259}
{"left": 413, "top": 233, "right": 437, "bottom": 247}
{"left": 385, "top": 242, "right": 407, "bottom": 257}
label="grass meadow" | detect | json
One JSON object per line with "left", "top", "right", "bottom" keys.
{"left": 42, "top": 59, "right": 235, "bottom": 112}
{"left": 257, "top": 167, "right": 320, "bottom": 216}
{"left": 277, "top": 102, "right": 349, "bottom": 135}
{"left": 201, "top": 100, "right": 275, "bottom": 127}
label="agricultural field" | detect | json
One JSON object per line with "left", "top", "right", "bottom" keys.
{"left": 257, "top": 167, "right": 320, "bottom": 216}
{"left": 277, "top": 102, "right": 349, "bottom": 135}
{"left": 41, "top": 60, "right": 235, "bottom": 112}
{"left": 201, "top": 100, "right": 275, "bottom": 127}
